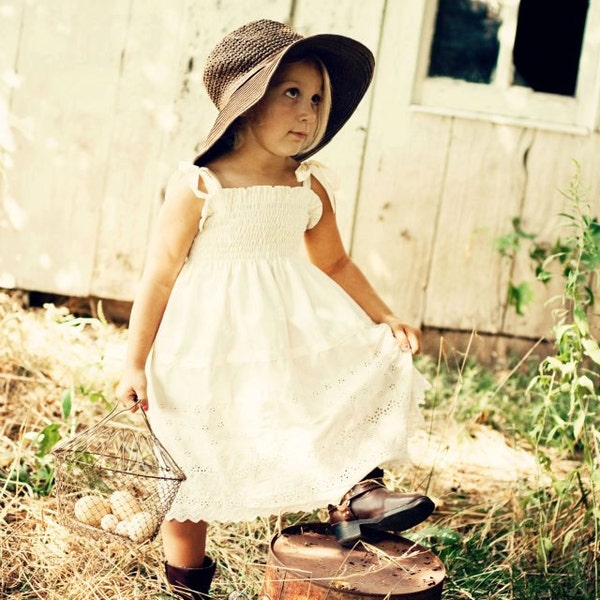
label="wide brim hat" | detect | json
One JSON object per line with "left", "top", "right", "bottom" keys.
{"left": 193, "top": 19, "right": 375, "bottom": 166}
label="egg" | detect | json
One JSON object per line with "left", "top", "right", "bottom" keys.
{"left": 100, "top": 513, "right": 119, "bottom": 533}
{"left": 109, "top": 490, "right": 141, "bottom": 521}
{"left": 114, "top": 519, "right": 131, "bottom": 537}
{"left": 127, "top": 511, "right": 157, "bottom": 543}
{"left": 74, "top": 495, "right": 112, "bottom": 527}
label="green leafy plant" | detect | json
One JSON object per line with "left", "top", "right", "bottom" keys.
{"left": 522, "top": 166, "right": 600, "bottom": 452}
{"left": 496, "top": 165, "right": 599, "bottom": 320}
{"left": 1, "top": 383, "right": 116, "bottom": 498}
{"left": 496, "top": 163, "right": 600, "bottom": 449}
{"left": 497, "top": 162, "right": 599, "bottom": 595}
{"left": 496, "top": 216, "right": 538, "bottom": 315}
{"left": 1, "top": 422, "right": 62, "bottom": 497}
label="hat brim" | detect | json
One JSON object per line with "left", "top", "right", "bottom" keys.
{"left": 193, "top": 33, "right": 375, "bottom": 166}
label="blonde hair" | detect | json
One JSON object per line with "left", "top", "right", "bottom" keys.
{"left": 298, "top": 55, "right": 332, "bottom": 155}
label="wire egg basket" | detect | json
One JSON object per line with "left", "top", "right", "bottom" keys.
{"left": 52, "top": 405, "right": 185, "bottom": 544}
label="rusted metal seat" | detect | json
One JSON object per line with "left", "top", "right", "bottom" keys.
{"left": 262, "top": 523, "right": 445, "bottom": 600}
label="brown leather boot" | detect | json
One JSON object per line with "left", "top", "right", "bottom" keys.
{"left": 328, "top": 478, "right": 434, "bottom": 547}
{"left": 165, "top": 556, "right": 216, "bottom": 600}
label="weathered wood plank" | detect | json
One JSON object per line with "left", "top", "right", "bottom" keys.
{"left": 0, "top": 0, "right": 23, "bottom": 111}
{"left": 585, "top": 133, "right": 600, "bottom": 342}
{"left": 0, "top": 0, "right": 23, "bottom": 97}
{"left": 503, "top": 129, "right": 600, "bottom": 338}
{"left": 353, "top": 112, "right": 451, "bottom": 327}
{"left": 292, "top": 0, "right": 385, "bottom": 248}
{"left": 90, "top": 0, "right": 189, "bottom": 299}
{"left": 0, "top": 0, "right": 131, "bottom": 296}
{"left": 353, "top": 0, "right": 446, "bottom": 327}
{"left": 1, "top": 0, "right": 26, "bottom": 289}
{"left": 424, "top": 120, "right": 532, "bottom": 333}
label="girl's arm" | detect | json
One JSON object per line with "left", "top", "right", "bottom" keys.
{"left": 304, "top": 178, "right": 421, "bottom": 355}
{"left": 116, "top": 173, "right": 204, "bottom": 410}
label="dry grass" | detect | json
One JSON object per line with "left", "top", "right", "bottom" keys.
{"left": 0, "top": 291, "right": 286, "bottom": 598}
{"left": 0, "top": 290, "right": 585, "bottom": 599}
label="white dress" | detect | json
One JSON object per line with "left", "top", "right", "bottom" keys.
{"left": 147, "top": 160, "right": 429, "bottom": 523}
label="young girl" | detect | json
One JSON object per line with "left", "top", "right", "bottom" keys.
{"left": 116, "top": 19, "right": 433, "bottom": 600}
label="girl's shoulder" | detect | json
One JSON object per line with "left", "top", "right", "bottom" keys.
{"left": 166, "top": 162, "right": 214, "bottom": 201}
{"left": 296, "top": 160, "right": 341, "bottom": 210}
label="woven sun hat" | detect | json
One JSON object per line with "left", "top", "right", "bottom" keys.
{"left": 193, "top": 19, "right": 375, "bottom": 166}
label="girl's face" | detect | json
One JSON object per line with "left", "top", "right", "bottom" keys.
{"left": 243, "top": 60, "right": 324, "bottom": 158}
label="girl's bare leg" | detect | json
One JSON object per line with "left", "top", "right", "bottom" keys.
{"left": 162, "top": 519, "right": 208, "bottom": 567}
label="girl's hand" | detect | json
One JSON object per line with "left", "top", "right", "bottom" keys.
{"left": 116, "top": 368, "right": 148, "bottom": 412}
{"left": 385, "top": 318, "right": 422, "bottom": 355}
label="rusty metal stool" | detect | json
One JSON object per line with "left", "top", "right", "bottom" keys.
{"left": 261, "top": 523, "right": 445, "bottom": 600}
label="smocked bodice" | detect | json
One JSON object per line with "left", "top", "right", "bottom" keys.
{"left": 189, "top": 186, "right": 320, "bottom": 262}
{"left": 179, "top": 160, "right": 335, "bottom": 263}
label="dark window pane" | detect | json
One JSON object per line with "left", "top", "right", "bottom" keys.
{"left": 428, "top": 0, "right": 502, "bottom": 84}
{"left": 512, "top": 0, "right": 589, "bottom": 96}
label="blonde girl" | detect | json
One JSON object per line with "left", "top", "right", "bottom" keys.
{"left": 117, "top": 19, "right": 433, "bottom": 600}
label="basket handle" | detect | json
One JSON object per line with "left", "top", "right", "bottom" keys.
{"left": 137, "top": 403, "right": 156, "bottom": 436}
{"left": 55, "top": 401, "right": 156, "bottom": 446}
{"left": 131, "top": 402, "right": 186, "bottom": 478}
{"left": 55, "top": 400, "right": 185, "bottom": 478}
{"left": 105, "top": 401, "right": 158, "bottom": 440}
{"left": 100, "top": 401, "right": 185, "bottom": 477}
{"left": 51, "top": 400, "right": 143, "bottom": 454}
{"left": 84, "top": 401, "right": 145, "bottom": 428}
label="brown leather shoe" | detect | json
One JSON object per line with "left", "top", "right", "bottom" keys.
{"left": 328, "top": 479, "right": 435, "bottom": 546}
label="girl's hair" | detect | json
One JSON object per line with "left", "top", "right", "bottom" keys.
{"left": 297, "top": 55, "right": 332, "bottom": 154}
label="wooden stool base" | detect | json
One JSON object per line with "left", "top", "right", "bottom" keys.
{"left": 261, "top": 523, "right": 445, "bottom": 600}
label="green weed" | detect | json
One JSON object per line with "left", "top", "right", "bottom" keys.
{"left": 452, "top": 161, "right": 600, "bottom": 599}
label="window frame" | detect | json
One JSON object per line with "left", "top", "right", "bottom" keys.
{"left": 411, "top": 0, "right": 600, "bottom": 134}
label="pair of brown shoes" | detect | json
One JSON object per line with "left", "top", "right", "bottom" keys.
{"left": 328, "top": 476, "right": 435, "bottom": 547}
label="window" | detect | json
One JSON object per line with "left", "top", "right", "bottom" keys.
{"left": 428, "top": 0, "right": 502, "bottom": 85}
{"left": 512, "top": 0, "right": 588, "bottom": 96}
{"left": 413, "top": 0, "right": 600, "bottom": 133}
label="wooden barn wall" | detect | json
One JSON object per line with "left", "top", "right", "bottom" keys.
{"left": 1, "top": 0, "right": 599, "bottom": 344}
{"left": 353, "top": 0, "right": 600, "bottom": 343}
{"left": 0, "top": 0, "right": 380, "bottom": 295}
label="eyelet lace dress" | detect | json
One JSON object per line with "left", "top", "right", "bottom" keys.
{"left": 147, "top": 160, "right": 430, "bottom": 523}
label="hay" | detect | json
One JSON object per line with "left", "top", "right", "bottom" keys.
{"left": 0, "top": 291, "right": 306, "bottom": 598}
{"left": 2, "top": 290, "right": 587, "bottom": 598}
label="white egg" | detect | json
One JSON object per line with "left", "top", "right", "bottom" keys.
{"left": 109, "top": 490, "right": 141, "bottom": 521}
{"left": 74, "top": 495, "right": 112, "bottom": 527}
{"left": 127, "top": 511, "right": 158, "bottom": 543}
{"left": 100, "top": 513, "right": 119, "bottom": 533}
{"left": 114, "top": 519, "right": 131, "bottom": 537}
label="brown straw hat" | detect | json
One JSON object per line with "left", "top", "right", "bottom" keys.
{"left": 193, "top": 19, "right": 375, "bottom": 166}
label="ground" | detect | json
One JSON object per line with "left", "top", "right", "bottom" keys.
{"left": 0, "top": 292, "right": 579, "bottom": 599}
